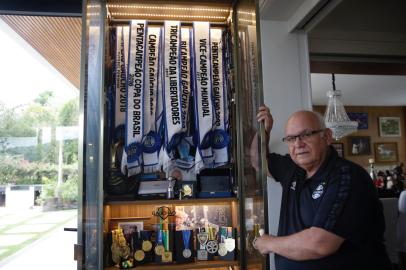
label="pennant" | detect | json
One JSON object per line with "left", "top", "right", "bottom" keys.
{"left": 122, "top": 20, "right": 147, "bottom": 176}
{"left": 143, "top": 26, "right": 162, "bottom": 173}
{"left": 193, "top": 22, "right": 214, "bottom": 172}
{"left": 161, "top": 21, "right": 183, "bottom": 173}
{"left": 211, "top": 28, "right": 229, "bottom": 166}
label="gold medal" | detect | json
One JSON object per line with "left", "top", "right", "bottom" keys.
{"left": 154, "top": 244, "right": 165, "bottom": 256}
{"left": 162, "top": 251, "right": 172, "bottom": 262}
{"left": 142, "top": 240, "right": 152, "bottom": 252}
{"left": 134, "top": 250, "right": 145, "bottom": 261}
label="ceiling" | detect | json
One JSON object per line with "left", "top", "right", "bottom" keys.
{"left": 311, "top": 73, "right": 406, "bottom": 106}
{"left": 0, "top": 15, "right": 81, "bottom": 89}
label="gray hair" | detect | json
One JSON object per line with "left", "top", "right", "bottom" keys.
{"left": 313, "top": 111, "right": 326, "bottom": 129}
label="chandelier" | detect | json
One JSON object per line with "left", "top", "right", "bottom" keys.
{"left": 324, "top": 74, "right": 358, "bottom": 140}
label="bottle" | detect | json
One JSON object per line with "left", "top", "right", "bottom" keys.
{"left": 369, "top": 158, "right": 377, "bottom": 183}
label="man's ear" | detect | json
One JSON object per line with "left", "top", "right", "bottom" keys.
{"left": 324, "top": 128, "right": 333, "bottom": 144}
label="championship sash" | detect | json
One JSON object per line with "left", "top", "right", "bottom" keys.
{"left": 160, "top": 21, "right": 183, "bottom": 172}
{"left": 211, "top": 28, "right": 229, "bottom": 166}
{"left": 193, "top": 22, "right": 214, "bottom": 172}
{"left": 180, "top": 27, "right": 192, "bottom": 134}
{"left": 122, "top": 20, "right": 147, "bottom": 176}
{"left": 114, "top": 26, "right": 129, "bottom": 143}
{"left": 170, "top": 27, "right": 196, "bottom": 173}
{"left": 143, "top": 26, "right": 161, "bottom": 173}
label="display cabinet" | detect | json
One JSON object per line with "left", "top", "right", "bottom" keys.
{"left": 78, "top": 0, "right": 268, "bottom": 269}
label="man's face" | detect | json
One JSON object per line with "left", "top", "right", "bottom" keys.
{"left": 285, "top": 112, "right": 332, "bottom": 175}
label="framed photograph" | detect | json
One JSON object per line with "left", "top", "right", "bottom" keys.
{"left": 118, "top": 221, "right": 144, "bottom": 236}
{"left": 180, "top": 181, "right": 196, "bottom": 199}
{"left": 331, "top": 143, "right": 344, "bottom": 158}
{"left": 347, "top": 112, "right": 368, "bottom": 129}
{"left": 379, "top": 117, "right": 401, "bottom": 137}
{"left": 348, "top": 136, "right": 371, "bottom": 155}
{"left": 374, "top": 142, "right": 398, "bottom": 163}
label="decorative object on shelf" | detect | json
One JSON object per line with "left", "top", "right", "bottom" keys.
{"left": 180, "top": 181, "right": 196, "bottom": 199}
{"left": 197, "top": 227, "right": 209, "bottom": 260}
{"left": 374, "top": 142, "right": 398, "bottom": 163}
{"left": 379, "top": 117, "right": 401, "bottom": 137}
{"left": 166, "top": 176, "right": 177, "bottom": 199}
{"left": 152, "top": 206, "right": 176, "bottom": 220}
{"left": 347, "top": 112, "right": 368, "bottom": 129}
{"left": 348, "top": 136, "right": 371, "bottom": 156}
{"left": 331, "top": 143, "right": 344, "bottom": 158}
{"left": 324, "top": 73, "right": 358, "bottom": 140}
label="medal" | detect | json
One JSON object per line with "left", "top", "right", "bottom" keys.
{"left": 182, "top": 230, "right": 192, "bottom": 258}
{"left": 225, "top": 227, "right": 235, "bottom": 252}
{"left": 142, "top": 240, "right": 152, "bottom": 252}
{"left": 134, "top": 250, "right": 145, "bottom": 261}
{"left": 218, "top": 243, "right": 227, "bottom": 256}
{"left": 155, "top": 230, "right": 165, "bottom": 255}
{"left": 206, "top": 227, "right": 219, "bottom": 254}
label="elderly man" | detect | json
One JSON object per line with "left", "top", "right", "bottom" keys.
{"left": 253, "top": 106, "right": 391, "bottom": 270}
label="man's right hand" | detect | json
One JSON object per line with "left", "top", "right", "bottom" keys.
{"left": 257, "top": 105, "right": 273, "bottom": 140}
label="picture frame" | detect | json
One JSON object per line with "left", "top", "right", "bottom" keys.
{"left": 379, "top": 117, "right": 401, "bottom": 137}
{"left": 180, "top": 181, "right": 196, "bottom": 199}
{"left": 348, "top": 136, "right": 371, "bottom": 155}
{"left": 347, "top": 112, "right": 368, "bottom": 129}
{"left": 118, "top": 221, "right": 144, "bottom": 236}
{"left": 331, "top": 143, "right": 344, "bottom": 158}
{"left": 374, "top": 142, "right": 398, "bottom": 163}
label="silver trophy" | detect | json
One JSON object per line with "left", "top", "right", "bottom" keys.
{"left": 167, "top": 176, "right": 176, "bottom": 199}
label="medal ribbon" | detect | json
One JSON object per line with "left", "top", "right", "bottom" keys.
{"left": 122, "top": 20, "right": 147, "bottom": 176}
{"left": 114, "top": 26, "right": 130, "bottom": 142}
{"left": 143, "top": 26, "right": 162, "bottom": 173}
{"left": 182, "top": 230, "right": 191, "bottom": 250}
{"left": 163, "top": 230, "right": 169, "bottom": 251}
{"left": 193, "top": 21, "right": 214, "bottom": 173}
{"left": 157, "top": 229, "right": 163, "bottom": 245}
{"left": 210, "top": 28, "right": 230, "bottom": 167}
{"left": 161, "top": 21, "right": 183, "bottom": 172}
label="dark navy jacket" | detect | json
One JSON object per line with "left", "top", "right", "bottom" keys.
{"left": 268, "top": 146, "right": 391, "bottom": 270}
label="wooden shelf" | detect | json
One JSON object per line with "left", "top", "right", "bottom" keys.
{"left": 106, "top": 260, "right": 239, "bottom": 270}
{"left": 105, "top": 197, "right": 237, "bottom": 206}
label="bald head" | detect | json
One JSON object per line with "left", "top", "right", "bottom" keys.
{"left": 286, "top": 111, "right": 325, "bottom": 132}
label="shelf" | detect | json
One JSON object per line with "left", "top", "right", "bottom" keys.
{"left": 106, "top": 260, "right": 239, "bottom": 270}
{"left": 105, "top": 197, "right": 237, "bottom": 206}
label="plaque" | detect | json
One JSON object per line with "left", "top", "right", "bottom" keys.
{"left": 162, "top": 251, "right": 173, "bottom": 262}
{"left": 197, "top": 249, "right": 208, "bottom": 260}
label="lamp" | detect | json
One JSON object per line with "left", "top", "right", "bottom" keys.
{"left": 324, "top": 73, "right": 358, "bottom": 140}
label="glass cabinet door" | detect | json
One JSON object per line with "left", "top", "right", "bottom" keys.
{"left": 78, "top": 1, "right": 106, "bottom": 269}
{"left": 233, "top": 0, "right": 269, "bottom": 269}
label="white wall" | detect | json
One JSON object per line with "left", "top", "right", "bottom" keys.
{"left": 260, "top": 19, "right": 312, "bottom": 269}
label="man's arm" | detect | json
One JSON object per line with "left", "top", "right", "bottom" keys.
{"left": 254, "top": 227, "right": 344, "bottom": 261}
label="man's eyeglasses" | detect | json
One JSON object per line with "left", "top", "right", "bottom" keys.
{"left": 282, "top": 129, "right": 324, "bottom": 144}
